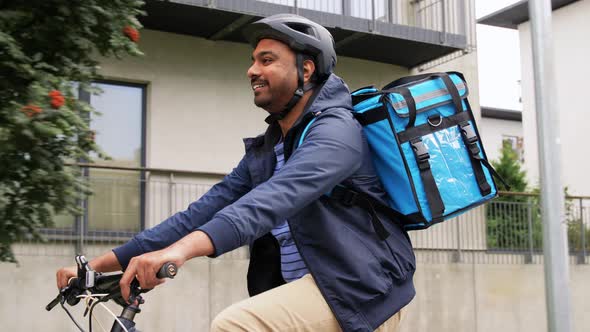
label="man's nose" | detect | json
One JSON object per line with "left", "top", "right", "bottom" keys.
{"left": 247, "top": 62, "right": 259, "bottom": 79}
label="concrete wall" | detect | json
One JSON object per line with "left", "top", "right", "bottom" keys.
{"left": 2, "top": 251, "right": 589, "bottom": 331}
{"left": 518, "top": 0, "right": 590, "bottom": 195}
{"left": 401, "top": 262, "right": 590, "bottom": 332}
{"left": 97, "top": 29, "right": 410, "bottom": 175}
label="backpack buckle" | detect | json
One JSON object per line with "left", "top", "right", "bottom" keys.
{"left": 340, "top": 190, "right": 359, "bottom": 206}
{"left": 332, "top": 186, "right": 359, "bottom": 206}
{"left": 460, "top": 122, "right": 481, "bottom": 156}
{"left": 460, "top": 122, "right": 478, "bottom": 144}
{"left": 411, "top": 139, "right": 429, "bottom": 162}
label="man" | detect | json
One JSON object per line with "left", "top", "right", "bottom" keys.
{"left": 56, "top": 14, "right": 416, "bottom": 331}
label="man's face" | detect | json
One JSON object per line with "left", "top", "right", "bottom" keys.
{"left": 247, "top": 39, "right": 298, "bottom": 113}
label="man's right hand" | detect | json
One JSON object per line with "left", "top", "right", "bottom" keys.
{"left": 55, "top": 251, "right": 123, "bottom": 290}
{"left": 56, "top": 266, "right": 77, "bottom": 290}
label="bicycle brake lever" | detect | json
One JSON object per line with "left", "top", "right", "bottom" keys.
{"left": 128, "top": 279, "right": 143, "bottom": 305}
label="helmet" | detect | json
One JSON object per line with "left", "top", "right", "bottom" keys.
{"left": 244, "top": 14, "right": 337, "bottom": 81}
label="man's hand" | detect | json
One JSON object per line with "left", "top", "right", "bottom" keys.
{"left": 56, "top": 266, "right": 77, "bottom": 290}
{"left": 119, "top": 248, "right": 186, "bottom": 303}
{"left": 119, "top": 230, "right": 214, "bottom": 302}
{"left": 56, "top": 251, "right": 122, "bottom": 290}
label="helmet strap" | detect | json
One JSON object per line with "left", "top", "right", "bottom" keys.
{"left": 265, "top": 53, "right": 314, "bottom": 123}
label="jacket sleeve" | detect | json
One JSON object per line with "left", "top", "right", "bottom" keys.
{"left": 113, "top": 155, "right": 252, "bottom": 269}
{"left": 198, "top": 112, "right": 363, "bottom": 257}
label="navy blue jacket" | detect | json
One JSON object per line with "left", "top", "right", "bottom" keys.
{"left": 114, "top": 74, "right": 416, "bottom": 331}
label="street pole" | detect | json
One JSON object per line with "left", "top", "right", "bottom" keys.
{"left": 528, "top": 1, "right": 572, "bottom": 331}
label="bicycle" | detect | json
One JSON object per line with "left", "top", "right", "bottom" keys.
{"left": 46, "top": 255, "right": 177, "bottom": 332}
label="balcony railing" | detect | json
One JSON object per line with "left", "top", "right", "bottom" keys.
{"left": 141, "top": 0, "right": 476, "bottom": 68}
{"left": 256, "top": 0, "right": 472, "bottom": 39}
{"left": 16, "top": 164, "right": 589, "bottom": 265}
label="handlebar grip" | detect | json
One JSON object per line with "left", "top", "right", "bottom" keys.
{"left": 46, "top": 295, "right": 61, "bottom": 311}
{"left": 156, "top": 262, "right": 178, "bottom": 279}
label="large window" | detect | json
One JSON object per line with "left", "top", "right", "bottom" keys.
{"left": 51, "top": 82, "right": 147, "bottom": 236}
{"left": 84, "top": 82, "right": 146, "bottom": 234}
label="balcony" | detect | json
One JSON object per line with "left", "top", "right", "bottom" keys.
{"left": 140, "top": 0, "right": 473, "bottom": 68}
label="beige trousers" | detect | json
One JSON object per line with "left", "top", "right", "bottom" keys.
{"left": 211, "top": 274, "right": 405, "bottom": 332}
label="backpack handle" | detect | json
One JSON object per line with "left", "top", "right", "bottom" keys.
{"left": 383, "top": 72, "right": 463, "bottom": 129}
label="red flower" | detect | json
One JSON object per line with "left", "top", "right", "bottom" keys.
{"left": 48, "top": 90, "right": 65, "bottom": 109}
{"left": 123, "top": 26, "right": 140, "bottom": 43}
{"left": 21, "top": 105, "right": 42, "bottom": 118}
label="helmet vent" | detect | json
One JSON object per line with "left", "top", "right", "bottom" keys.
{"left": 285, "top": 23, "right": 315, "bottom": 37}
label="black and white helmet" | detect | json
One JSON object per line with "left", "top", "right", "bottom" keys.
{"left": 244, "top": 13, "right": 337, "bottom": 81}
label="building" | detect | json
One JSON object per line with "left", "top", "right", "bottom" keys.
{"left": 479, "top": 0, "right": 589, "bottom": 195}
{"left": 83, "top": 0, "right": 481, "bottom": 236}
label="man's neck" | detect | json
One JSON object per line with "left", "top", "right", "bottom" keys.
{"left": 277, "top": 90, "right": 313, "bottom": 137}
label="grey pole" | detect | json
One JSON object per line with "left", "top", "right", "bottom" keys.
{"left": 528, "top": 1, "right": 572, "bottom": 331}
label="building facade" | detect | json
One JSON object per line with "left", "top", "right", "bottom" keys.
{"left": 480, "top": 0, "right": 589, "bottom": 196}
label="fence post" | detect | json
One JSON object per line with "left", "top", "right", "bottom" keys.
{"left": 453, "top": 217, "right": 462, "bottom": 262}
{"left": 457, "top": 0, "right": 466, "bottom": 36}
{"left": 371, "top": 0, "right": 377, "bottom": 32}
{"left": 168, "top": 173, "right": 175, "bottom": 217}
{"left": 439, "top": 0, "right": 446, "bottom": 43}
{"left": 342, "top": 0, "right": 351, "bottom": 17}
{"left": 578, "top": 199, "right": 587, "bottom": 264}
{"left": 75, "top": 201, "right": 86, "bottom": 255}
{"left": 75, "top": 166, "right": 89, "bottom": 255}
{"left": 526, "top": 197, "right": 534, "bottom": 264}
{"left": 388, "top": 0, "right": 395, "bottom": 24}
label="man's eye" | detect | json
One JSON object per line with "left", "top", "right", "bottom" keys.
{"left": 263, "top": 58, "right": 272, "bottom": 64}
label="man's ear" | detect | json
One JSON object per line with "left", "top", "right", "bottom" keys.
{"left": 303, "top": 59, "right": 316, "bottom": 84}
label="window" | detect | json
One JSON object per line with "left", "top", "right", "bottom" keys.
{"left": 84, "top": 82, "right": 146, "bottom": 234}
{"left": 502, "top": 135, "right": 524, "bottom": 163}
{"left": 49, "top": 81, "right": 146, "bottom": 239}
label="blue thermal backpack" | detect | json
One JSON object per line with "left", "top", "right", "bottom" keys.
{"left": 300, "top": 72, "right": 506, "bottom": 235}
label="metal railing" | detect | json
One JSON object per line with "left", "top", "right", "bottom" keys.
{"left": 257, "top": 0, "right": 477, "bottom": 71}
{"left": 15, "top": 164, "right": 589, "bottom": 265}
{"left": 258, "top": 0, "right": 473, "bottom": 40}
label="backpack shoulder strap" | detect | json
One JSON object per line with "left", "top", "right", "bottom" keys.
{"left": 297, "top": 116, "right": 318, "bottom": 148}
{"left": 295, "top": 114, "right": 405, "bottom": 239}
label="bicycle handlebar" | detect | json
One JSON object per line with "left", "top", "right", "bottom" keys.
{"left": 46, "top": 261, "right": 178, "bottom": 312}
{"left": 156, "top": 262, "right": 178, "bottom": 279}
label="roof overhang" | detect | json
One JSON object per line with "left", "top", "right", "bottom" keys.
{"left": 478, "top": 0, "right": 580, "bottom": 29}
{"left": 481, "top": 106, "right": 522, "bottom": 121}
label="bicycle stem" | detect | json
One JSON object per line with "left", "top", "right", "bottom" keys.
{"left": 110, "top": 297, "right": 142, "bottom": 332}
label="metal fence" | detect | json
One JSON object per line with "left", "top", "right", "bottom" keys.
{"left": 15, "top": 165, "right": 589, "bottom": 265}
